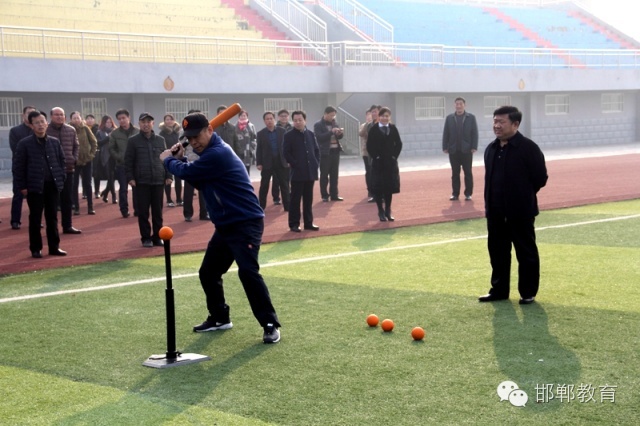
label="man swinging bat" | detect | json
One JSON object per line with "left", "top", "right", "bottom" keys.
{"left": 160, "top": 111, "right": 281, "bottom": 344}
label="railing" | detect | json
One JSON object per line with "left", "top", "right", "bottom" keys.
{"left": 252, "top": 0, "right": 327, "bottom": 44}
{"left": 336, "top": 107, "right": 361, "bottom": 156}
{"left": 316, "top": 0, "right": 393, "bottom": 44}
{"left": 1, "top": 26, "right": 639, "bottom": 69}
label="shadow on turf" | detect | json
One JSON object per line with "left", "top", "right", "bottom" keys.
{"left": 351, "top": 228, "right": 397, "bottom": 251}
{"left": 492, "top": 302, "right": 581, "bottom": 410}
{"left": 55, "top": 335, "right": 270, "bottom": 423}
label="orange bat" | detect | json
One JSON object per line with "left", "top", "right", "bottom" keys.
{"left": 173, "top": 103, "right": 242, "bottom": 152}
{"left": 209, "top": 102, "right": 242, "bottom": 129}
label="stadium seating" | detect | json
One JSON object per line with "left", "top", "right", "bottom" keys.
{"left": 361, "top": 1, "right": 627, "bottom": 50}
{"left": 0, "top": 0, "right": 297, "bottom": 63}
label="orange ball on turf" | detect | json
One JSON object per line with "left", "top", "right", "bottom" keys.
{"left": 381, "top": 319, "right": 394, "bottom": 332}
{"left": 411, "top": 326, "right": 425, "bottom": 341}
{"left": 158, "top": 226, "right": 174, "bottom": 241}
{"left": 366, "top": 314, "right": 379, "bottom": 327}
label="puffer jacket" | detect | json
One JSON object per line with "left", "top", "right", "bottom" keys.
{"left": 124, "top": 131, "right": 172, "bottom": 185}
{"left": 71, "top": 122, "right": 97, "bottom": 166}
{"left": 13, "top": 134, "right": 66, "bottom": 193}
{"left": 159, "top": 121, "right": 181, "bottom": 149}
{"left": 46, "top": 123, "right": 78, "bottom": 173}
{"left": 109, "top": 125, "right": 139, "bottom": 166}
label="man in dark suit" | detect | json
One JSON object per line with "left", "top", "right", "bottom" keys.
{"left": 479, "top": 106, "right": 548, "bottom": 305}
{"left": 442, "top": 97, "right": 478, "bottom": 201}
{"left": 283, "top": 111, "right": 320, "bottom": 233}
{"left": 13, "top": 111, "right": 67, "bottom": 258}
{"left": 9, "top": 105, "right": 36, "bottom": 229}
{"left": 256, "top": 111, "right": 290, "bottom": 212}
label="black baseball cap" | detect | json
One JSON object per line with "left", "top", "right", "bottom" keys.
{"left": 138, "top": 112, "right": 154, "bottom": 121}
{"left": 181, "top": 113, "right": 209, "bottom": 139}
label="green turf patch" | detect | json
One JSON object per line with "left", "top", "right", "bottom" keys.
{"left": 0, "top": 199, "right": 638, "bottom": 424}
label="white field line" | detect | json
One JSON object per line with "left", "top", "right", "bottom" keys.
{"left": 1, "top": 214, "right": 639, "bottom": 304}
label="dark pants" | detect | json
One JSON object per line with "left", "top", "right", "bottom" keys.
{"left": 363, "top": 156, "right": 372, "bottom": 197}
{"left": 449, "top": 151, "right": 474, "bottom": 197}
{"left": 272, "top": 173, "right": 280, "bottom": 202}
{"left": 60, "top": 172, "right": 74, "bottom": 229}
{"left": 73, "top": 163, "right": 94, "bottom": 212}
{"left": 487, "top": 215, "right": 540, "bottom": 299}
{"left": 26, "top": 181, "right": 60, "bottom": 253}
{"left": 258, "top": 165, "right": 290, "bottom": 210}
{"left": 183, "top": 181, "right": 207, "bottom": 219}
{"left": 198, "top": 218, "right": 280, "bottom": 328}
{"left": 100, "top": 159, "right": 117, "bottom": 201}
{"left": 115, "top": 164, "right": 130, "bottom": 215}
{"left": 11, "top": 178, "right": 23, "bottom": 225}
{"left": 319, "top": 149, "right": 341, "bottom": 199}
{"left": 135, "top": 184, "right": 164, "bottom": 242}
{"left": 164, "top": 177, "right": 182, "bottom": 203}
{"left": 375, "top": 192, "right": 393, "bottom": 215}
{"left": 289, "top": 180, "right": 314, "bottom": 228}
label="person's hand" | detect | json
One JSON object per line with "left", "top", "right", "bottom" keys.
{"left": 443, "top": 150, "right": 449, "bottom": 154}
{"left": 21, "top": 189, "right": 27, "bottom": 196}
{"left": 165, "top": 178, "right": 173, "bottom": 185}
{"left": 471, "top": 149, "right": 477, "bottom": 154}
{"left": 159, "top": 149, "right": 173, "bottom": 161}
{"left": 257, "top": 165, "right": 262, "bottom": 171}
{"left": 129, "top": 180, "right": 136, "bottom": 187}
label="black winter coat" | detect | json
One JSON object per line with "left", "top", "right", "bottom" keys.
{"left": 484, "top": 131, "right": 547, "bottom": 218}
{"left": 256, "top": 126, "right": 288, "bottom": 170}
{"left": 13, "top": 134, "right": 66, "bottom": 194}
{"left": 282, "top": 127, "right": 320, "bottom": 182}
{"left": 124, "top": 132, "right": 171, "bottom": 185}
{"left": 367, "top": 124, "right": 403, "bottom": 194}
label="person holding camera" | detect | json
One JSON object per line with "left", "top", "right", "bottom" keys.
{"left": 314, "top": 106, "right": 344, "bottom": 202}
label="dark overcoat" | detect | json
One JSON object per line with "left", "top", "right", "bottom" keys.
{"left": 367, "top": 124, "right": 403, "bottom": 194}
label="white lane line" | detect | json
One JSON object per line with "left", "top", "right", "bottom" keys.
{"left": 1, "top": 213, "right": 638, "bottom": 304}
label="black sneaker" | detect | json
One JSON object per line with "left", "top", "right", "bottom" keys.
{"left": 193, "top": 317, "right": 233, "bottom": 333}
{"left": 263, "top": 323, "right": 280, "bottom": 344}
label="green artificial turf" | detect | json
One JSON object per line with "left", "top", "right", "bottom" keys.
{"left": 0, "top": 200, "right": 638, "bottom": 425}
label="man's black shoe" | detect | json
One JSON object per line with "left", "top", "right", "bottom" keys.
{"left": 322, "top": 197, "right": 329, "bottom": 202}
{"left": 304, "top": 224, "right": 320, "bottom": 231}
{"left": 88, "top": 209, "right": 96, "bottom": 215}
{"left": 32, "top": 251, "right": 42, "bottom": 258}
{"left": 11, "top": 222, "right": 21, "bottom": 230}
{"left": 185, "top": 216, "right": 193, "bottom": 222}
{"left": 49, "top": 248, "right": 67, "bottom": 256}
{"left": 367, "top": 197, "right": 375, "bottom": 203}
{"left": 289, "top": 226, "right": 301, "bottom": 233}
{"left": 519, "top": 297, "right": 536, "bottom": 305}
{"left": 273, "top": 200, "right": 281, "bottom": 205}
{"left": 73, "top": 209, "right": 80, "bottom": 216}
{"left": 122, "top": 212, "right": 130, "bottom": 218}
{"left": 263, "top": 323, "right": 280, "bottom": 344}
{"left": 152, "top": 240, "right": 164, "bottom": 247}
{"left": 331, "top": 197, "right": 344, "bottom": 201}
{"left": 193, "top": 317, "right": 233, "bottom": 332}
{"left": 478, "top": 294, "right": 508, "bottom": 302}
{"left": 449, "top": 195, "right": 459, "bottom": 201}
{"left": 63, "top": 227, "right": 82, "bottom": 234}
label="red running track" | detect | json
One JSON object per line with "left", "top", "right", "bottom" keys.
{"left": 1, "top": 154, "right": 638, "bottom": 275}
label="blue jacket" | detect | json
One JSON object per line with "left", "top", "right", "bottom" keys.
{"left": 13, "top": 134, "right": 66, "bottom": 194}
{"left": 282, "top": 127, "right": 320, "bottom": 182}
{"left": 164, "top": 133, "right": 264, "bottom": 227}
